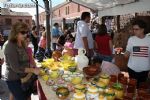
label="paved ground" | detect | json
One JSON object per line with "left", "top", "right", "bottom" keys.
{"left": 0, "top": 79, "right": 39, "bottom": 100}
{"left": 0, "top": 79, "right": 9, "bottom": 100}
{"left": 0, "top": 43, "right": 39, "bottom": 100}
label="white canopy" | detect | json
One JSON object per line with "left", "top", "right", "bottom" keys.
{"left": 77, "top": 0, "right": 136, "bottom": 10}
{"left": 75, "top": 0, "right": 150, "bottom": 16}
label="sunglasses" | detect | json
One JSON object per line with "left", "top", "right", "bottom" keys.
{"left": 20, "top": 31, "right": 28, "bottom": 35}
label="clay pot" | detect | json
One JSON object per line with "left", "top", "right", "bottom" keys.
{"left": 110, "top": 75, "right": 117, "bottom": 83}
{"left": 62, "top": 48, "right": 74, "bottom": 57}
{"left": 83, "top": 65, "right": 100, "bottom": 78}
{"left": 52, "top": 51, "right": 62, "bottom": 61}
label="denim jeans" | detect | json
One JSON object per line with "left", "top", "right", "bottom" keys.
{"left": 6, "top": 80, "right": 31, "bottom": 100}
{"left": 52, "top": 43, "right": 57, "bottom": 51}
{"left": 94, "top": 53, "right": 113, "bottom": 62}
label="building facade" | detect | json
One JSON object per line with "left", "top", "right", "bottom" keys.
{"left": 39, "top": 11, "right": 46, "bottom": 26}
{"left": 39, "top": 0, "right": 96, "bottom": 27}
{"left": 0, "top": 8, "right": 32, "bottom": 36}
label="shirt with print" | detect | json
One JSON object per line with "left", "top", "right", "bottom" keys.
{"left": 74, "top": 20, "right": 94, "bottom": 49}
{"left": 126, "top": 36, "right": 150, "bottom": 72}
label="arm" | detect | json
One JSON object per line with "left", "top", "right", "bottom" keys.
{"left": 79, "top": 23, "right": 90, "bottom": 54}
{"left": 56, "top": 36, "right": 63, "bottom": 46}
{"left": 124, "top": 51, "right": 130, "bottom": 59}
{"left": 82, "top": 37, "right": 90, "bottom": 54}
{"left": 25, "top": 67, "right": 39, "bottom": 75}
{"left": 109, "top": 40, "right": 113, "bottom": 54}
{"left": 124, "top": 37, "right": 132, "bottom": 59}
{"left": 94, "top": 40, "right": 98, "bottom": 52}
{"left": 32, "top": 31, "right": 38, "bottom": 38}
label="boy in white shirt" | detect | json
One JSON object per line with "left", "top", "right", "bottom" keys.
{"left": 124, "top": 19, "right": 150, "bottom": 88}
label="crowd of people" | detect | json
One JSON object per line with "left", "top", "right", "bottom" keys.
{"left": 0, "top": 11, "right": 150, "bottom": 100}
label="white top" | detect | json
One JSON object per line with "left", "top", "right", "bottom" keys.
{"left": 126, "top": 36, "right": 150, "bottom": 72}
{"left": 74, "top": 20, "right": 94, "bottom": 49}
{"left": 0, "top": 46, "right": 4, "bottom": 59}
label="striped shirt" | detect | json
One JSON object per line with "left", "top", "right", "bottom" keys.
{"left": 101, "top": 61, "right": 120, "bottom": 76}
{"left": 132, "top": 46, "right": 149, "bottom": 57}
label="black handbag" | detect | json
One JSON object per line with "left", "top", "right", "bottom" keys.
{"left": 21, "top": 73, "right": 38, "bottom": 93}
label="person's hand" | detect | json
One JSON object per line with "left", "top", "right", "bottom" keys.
{"left": 86, "top": 49, "right": 90, "bottom": 57}
{"left": 33, "top": 68, "right": 40, "bottom": 75}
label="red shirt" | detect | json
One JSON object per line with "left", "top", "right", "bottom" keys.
{"left": 95, "top": 34, "right": 112, "bottom": 56}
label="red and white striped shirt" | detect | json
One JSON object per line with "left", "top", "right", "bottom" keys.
{"left": 132, "top": 46, "right": 149, "bottom": 57}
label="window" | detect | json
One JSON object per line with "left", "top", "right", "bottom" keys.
{"left": 18, "top": 19, "right": 23, "bottom": 22}
{"left": 5, "top": 18, "right": 12, "bottom": 25}
{"left": 25, "top": 19, "right": 29, "bottom": 24}
{"left": 59, "top": 9, "right": 61, "bottom": 17}
{"left": 66, "top": 6, "right": 70, "bottom": 15}
{"left": 77, "top": 4, "right": 80, "bottom": 12}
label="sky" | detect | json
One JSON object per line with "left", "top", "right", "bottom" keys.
{"left": 0, "top": 0, "right": 65, "bottom": 19}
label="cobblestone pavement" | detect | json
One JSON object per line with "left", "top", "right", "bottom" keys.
{"left": 0, "top": 80, "right": 39, "bottom": 100}
{"left": 0, "top": 80, "right": 9, "bottom": 100}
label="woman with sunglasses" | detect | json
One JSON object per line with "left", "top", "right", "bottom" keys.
{"left": 2, "top": 22, "right": 40, "bottom": 100}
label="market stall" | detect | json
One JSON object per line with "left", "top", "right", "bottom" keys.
{"left": 37, "top": 50, "right": 150, "bottom": 100}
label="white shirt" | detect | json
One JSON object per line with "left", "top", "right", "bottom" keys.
{"left": 0, "top": 46, "right": 4, "bottom": 59}
{"left": 74, "top": 20, "right": 94, "bottom": 49}
{"left": 126, "top": 36, "right": 150, "bottom": 72}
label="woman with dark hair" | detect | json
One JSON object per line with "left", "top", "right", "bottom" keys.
{"left": 124, "top": 19, "right": 150, "bottom": 88}
{"left": 95, "top": 24, "right": 113, "bottom": 62}
{"left": 2, "top": 22, "right": 40, "bottom": 100}
{"left": 31, "top": 26, "right": 38, "bottom": 57}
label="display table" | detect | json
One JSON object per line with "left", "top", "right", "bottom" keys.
{"left": 39, "top": 77, "right": 73, "bottom": 100}
{"left": 38, "top": 78, "right": 53, "bottom": 99}
{"left": 37, "top": 58, "right": 149, "bottom": 100}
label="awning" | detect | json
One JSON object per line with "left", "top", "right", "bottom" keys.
{"left": 78, "top": 0, "right": 136, "bottom": 10}
{"left": 98, "top": 0, "right": 150, "bottom": 16}
{"left": 74, "top": 0, "right": 150, "bottom": 16}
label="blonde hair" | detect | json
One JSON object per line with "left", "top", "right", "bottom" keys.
{"left": 9, "top": 22, "right": 28, "bottom": 43}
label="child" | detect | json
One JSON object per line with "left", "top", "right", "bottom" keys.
{"left": 36, "top": 31, "right": 46, "bottom": 62}
{"left": 91, "top": 56, "right": 120, "bottom": 76}
{"left": 62, "top": 33, "right": 75, "bottom": 56}
{"left": 38, "top": 31, "right": 46, "bottom": 52}
{"left": 56, "top": 29, "right": 72, "bottom": 51}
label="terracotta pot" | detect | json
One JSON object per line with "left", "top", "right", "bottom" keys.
{"left": 118, "top": 73, "right": 124, "bottom": 81}
{"left": 62, "top": 48, "right": 74, "bottom": 57}
{"left": 83, "top": 65, "right": 100, "bottom": 78}
{"left": 52, "top": 51, "right": 62, "bottom": 61}
{"left": 110, "top": 75, "right": 117, "bottom": 83}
